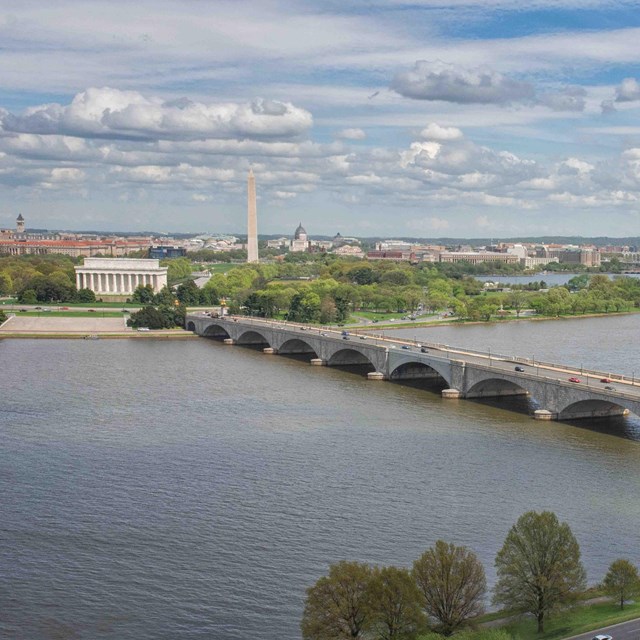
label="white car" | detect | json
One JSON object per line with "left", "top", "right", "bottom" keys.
{"left": 592, "top": 635, "right": 613, "bottom": 640}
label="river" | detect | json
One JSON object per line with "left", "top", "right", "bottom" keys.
{"left": 1, "top": 315, "right": 639, "bottom": 639}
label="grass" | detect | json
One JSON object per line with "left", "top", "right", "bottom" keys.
{"left": 16, "top": 311, "right": 124, "bottom": 317}
{"left": 500, "top": 601, "right": 640, "bottom": 640}
{"left": 206, "top": 263, "right": 234, "bottom": 274}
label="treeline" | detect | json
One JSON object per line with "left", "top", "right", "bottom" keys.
{"left": 0, "top": 254, "right": 98, "bottom": 303}
{"left": 126, "top": 284, "right": 188, "bottom": 329}
{"left": 198, "top": 259, "right": 640, "bottom": 322}
{"left": 302, "top": 511, "right": 640, "bottom": 640}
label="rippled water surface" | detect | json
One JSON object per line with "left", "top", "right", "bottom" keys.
{"left": 1, "top": 318, "right": 639, "bottom": 639}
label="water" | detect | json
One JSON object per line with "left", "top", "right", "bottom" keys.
{"left": 475, "top": 273, "right": 640, "bottom": 286}
{"left": 1, "top": 318, "right": 640, "bottom": 639}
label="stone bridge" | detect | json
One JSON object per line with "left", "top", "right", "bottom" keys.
{"left": 186, "top": 314, "right": 640, "bottom": 422}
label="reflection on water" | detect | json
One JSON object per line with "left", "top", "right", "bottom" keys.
{"left": 0, "top": 334, "right": 639, "bottom": 639}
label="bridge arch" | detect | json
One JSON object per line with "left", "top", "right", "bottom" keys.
{"left": 278, "top": 338, "right": 319, "bottom": 358}
{"left": 186, "top": 321, "right": 196, "bottom": 332}
{"left": 203, "top": 323, "right": 231, "bottom": 340}
{"left": 327, "top": 348, "right": 376, "bottom": 371}
{"left": 236, "top": 329, "right": 271, "bottom": 347}
{"left": 465, "top": 376, "right": 531, "bottom": 399}
{"left": 558, "top": 398, "right": 633, "bottom": 421}
{"left": 390, "top": 360, "right": 451, "bottom": 386}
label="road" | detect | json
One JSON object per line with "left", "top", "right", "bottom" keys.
{"left": 569, "top": 617, "right": 640, "bottom": 640}
{"left": 208, "top": 315, "right": 640, "bottom": 404}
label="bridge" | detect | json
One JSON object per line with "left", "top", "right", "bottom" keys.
{"left": 186, "top": 313, "right": 640, "bottom": 422}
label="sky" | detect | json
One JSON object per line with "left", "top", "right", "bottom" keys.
{"left": 1, "top": 0, "right": 640, "bottom": 238}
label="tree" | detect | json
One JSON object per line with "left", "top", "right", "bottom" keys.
{"left": 412, "top": 540, "right": 486, "bottom": 635}
{"left": 603, "top": 559, "right": 639, "bottom": 610}
{"left": 0, "top": 310, "right": 7, "bottom": 324}
{"left": 301, "top": 561, "right": 373, "bottom": 640}
{"left": 493, "top": 511, "right": 586, "bottom": 633}
{"left": 75, "top": 288, "right": 96, "bottom": 303}
{"left": 368, "top": 565, "right": 425, "bottom": 640}
{"left": 127, "top": 305, "right": 167, "bottom": 329}
{"left": 132, "top": 284, "right": 155, "bottom": 304}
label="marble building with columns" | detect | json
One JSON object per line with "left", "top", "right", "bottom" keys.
{"left": 75, "top": 258, "right": 168, "bottom": 295}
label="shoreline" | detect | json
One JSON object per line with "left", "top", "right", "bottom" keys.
{"left": 354, "top": 309, "right": 640, "bottom": 332}
{"left": 0, "top": 330, "right": 198, "bottom": 340}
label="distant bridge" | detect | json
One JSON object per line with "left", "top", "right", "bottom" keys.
{"left": 186, "top": 314, "right": 640, "bottom": 422}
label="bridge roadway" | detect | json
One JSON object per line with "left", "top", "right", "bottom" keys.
{"left": 186, "top": 313, "right": 640, "bottom": 422}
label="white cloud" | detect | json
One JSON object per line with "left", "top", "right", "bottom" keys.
{"left": 420, "top": 123, "right": 463, "bottom": 141}
{"left": 391, "top": 60, "right": 534, "bottom": 104}
{"left": 337, "top": 128, "right": 366, "bottom": 140}
{"left": 1, "top": 88, "right": 313, "bottom": 141}
{"left": 538, "top": 86, "right": 586, "bottom": 112}
{"left": 615, "top": 77, "right": 640, "bottom": 102}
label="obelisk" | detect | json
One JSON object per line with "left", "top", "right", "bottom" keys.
{"left": 247, "top": 169, "right": 258, "bottom": 263}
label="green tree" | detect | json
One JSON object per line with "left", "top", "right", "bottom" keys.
{"left": 176, "top": 280, "right": 202, "bottom": 306}
{"left": 75, "top": 288, "right": 96, "bottom": 303}
{"left": 154, "top": 285, "right": 177, "bottom": 306}
{"left": 127, "top": 305, "right": 167, "bottom": 329}
{"left": 0, "top": 272, "right": 13, "bottom": 295}
{"left": 301, "top": 560, "right": 373, "bottom": 640}
{"left": 368, "top": 565, "right": 425, "bottom": 640}
{"left": 493, "top": 511, "right": 586, "bottom": 633}
{"left": 132, "top": 284, "right": 155, "bottom": 304}
{"left": 603, "top": 559, "right": 639, "bottom": 610}
{"left": 412, "top": 540, "right": 486, "bottom": 635}
{"left": 0, "top": 309, "right": 7, "bottom": 323}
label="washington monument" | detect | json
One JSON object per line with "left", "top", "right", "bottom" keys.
{"left": 247, "top": 169, "right": 258, "bottom": 263}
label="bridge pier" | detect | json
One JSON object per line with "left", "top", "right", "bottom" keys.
{"left": 534, "top": 410, "right": 557, "bottom": 421}
{"left": 263, "top": 347, "right": 277, "bottom": 354}
{"left": 223, "top": 338, "right": 235, "bottom": 345}
{"left": 310, "top": 358, "right": 326, "bottom": 366}
{"left": 367, "top": 371, "right": 386, "bottom": 381}
{"left": 442, "top": 389, "right": 462, "bottom": 399}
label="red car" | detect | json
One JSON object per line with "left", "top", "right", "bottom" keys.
{"left": 568, "top": 377, "right": 581, "bottom": 383}
{"left": 600, "top": 378, "right": 611, "bottom": 383}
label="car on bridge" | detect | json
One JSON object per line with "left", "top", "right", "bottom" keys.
{"left": 568, "top": 377, "right": 581, "bottom": 383}
{"left": 401, "top": 345, "right": 410, "bottom": 350}
{"left": 515, "top": 366, "right": 525, "bottom": 372}
{"left": 600, "top": 377, "right": 612, "bottom": 383}
{"left": 420, "top": 347, "right": 428, "bottom": 353}
{"left": 604, "top": 385, "right": 615, "bottom": 391}
{"left": 592, "top": 635, "right": 612, "bottom": 640}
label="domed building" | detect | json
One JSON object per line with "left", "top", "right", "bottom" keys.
{"left": 290, "top": 222, "right": 310, "bottom": 252}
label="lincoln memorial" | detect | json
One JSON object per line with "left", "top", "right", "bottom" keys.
{"left": 75, "top": 258, "right": 168, "bottom": 295}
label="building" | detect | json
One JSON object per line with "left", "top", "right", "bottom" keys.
{"left": 16, "top": 214, "right": 25, "bottom": 234}
{"left": 0, "top": 238, "right": 151, "bottom": 257}
{"left": 290, "top": 223, "right": 310, "bottom": 252}
{"left": 438, "top": 251, "right": 520, "bottom": 265}
{"left": 247, "top": 169, "right": 259, "bottom": 263}
{"left": 74, "top": 258, "right": 168, "bottom": 295}
{"left": 149, "top": 246, "right": 186, "bottom": 259}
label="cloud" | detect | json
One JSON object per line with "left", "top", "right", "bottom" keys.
{"left": 391, "top": 60, "right": 534, "bottom": 104}
{"left": 538, "top": 86, "right": 586, "bottom": 112}
{"left": 615, "top": 77, "right": 640, "bottom": 102}
{"left": 337, "top": 128, "right": 366, "bottom": 140}
{"left": 0, "top": 88, "right": 313, "bottom": 141}
{"left": 420, "top": 123, "right": 463, "bottom": 141}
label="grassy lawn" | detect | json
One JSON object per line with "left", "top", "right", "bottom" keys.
{"left": 206, "top": 263, "right": 234, "bottom": 274}
{"left": 501, "top": 601, "right": 640, "bottom": 640}
{"left": 17, "top": 311, "right": 124, "bottom": 317}
{"left": 352, "top": 310, "right": 416, "bottom": 321}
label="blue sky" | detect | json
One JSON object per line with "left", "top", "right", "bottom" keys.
{"left": 1, "top": 0, "right": 640, "bottom": 238}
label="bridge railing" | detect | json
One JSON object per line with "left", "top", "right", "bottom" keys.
{"left": 467, "top": 362, "right": 640, "bottom": 403}
{"left": 193, "top": 315, "right": 638, "bottom": 387}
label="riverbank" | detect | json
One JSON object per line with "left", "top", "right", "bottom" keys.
{"left": 353, "top": 309, "right": 640, "bottom": 332}
{"left": 0, "top": 314, "right": 196, "bottom": 339}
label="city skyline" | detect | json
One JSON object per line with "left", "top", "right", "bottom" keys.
{"left": 1, "top": 1, "right": 640, "bottom": 237}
